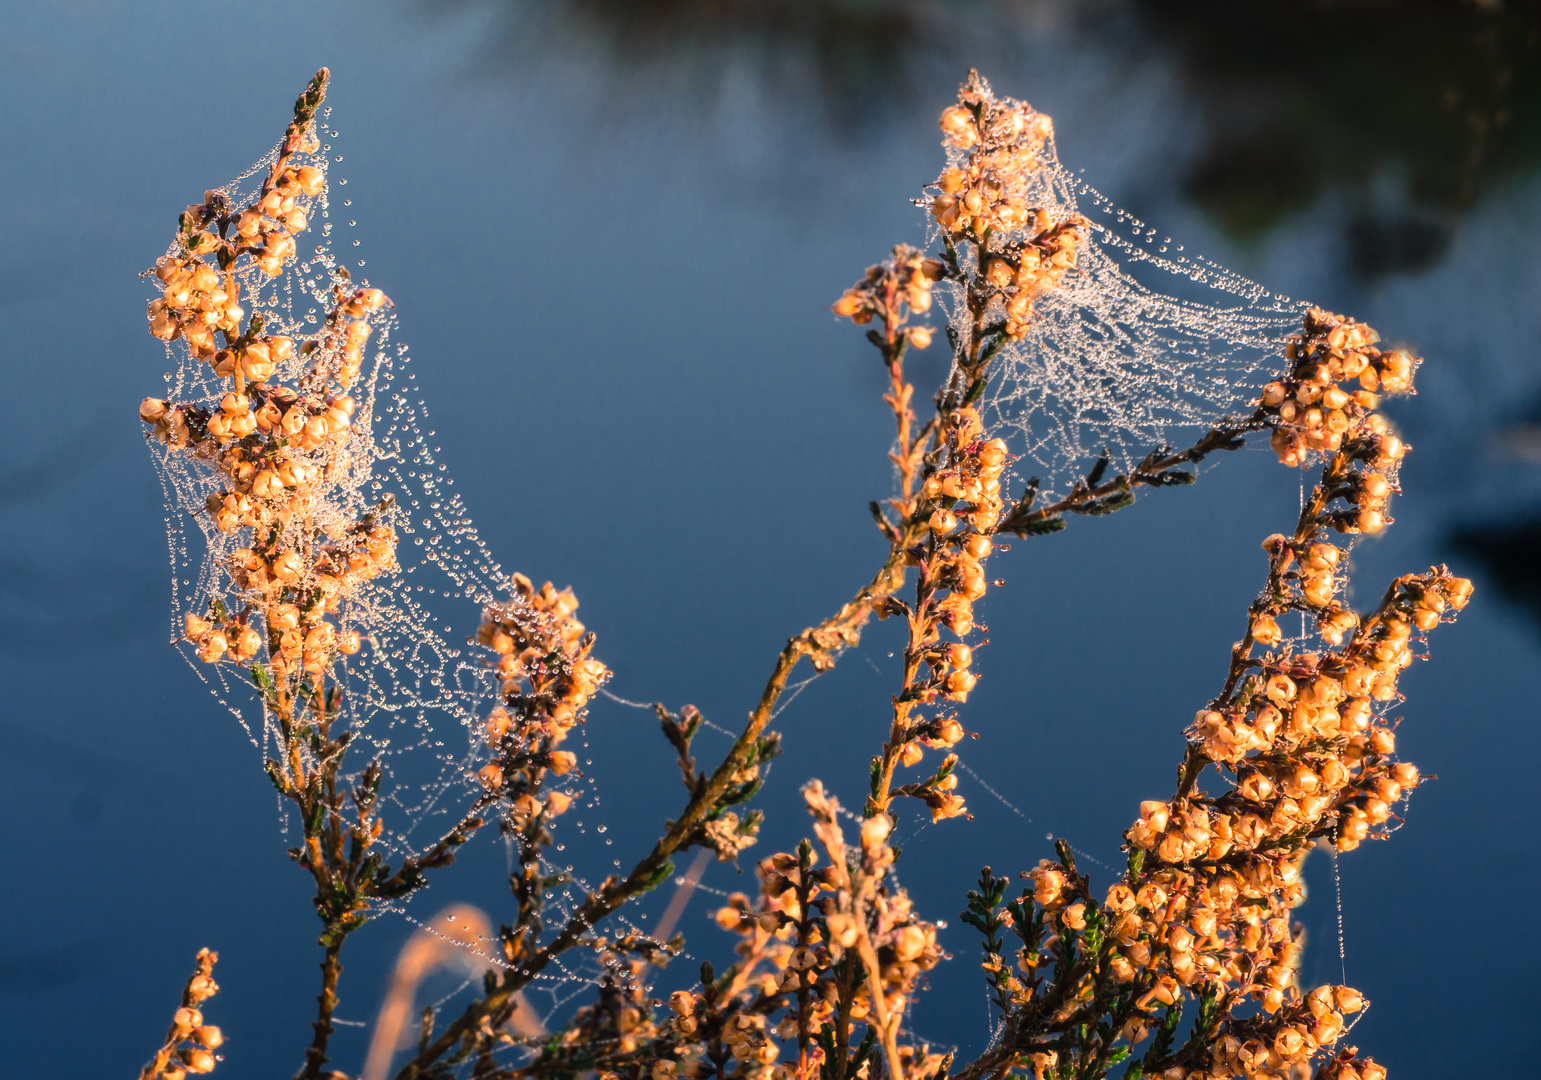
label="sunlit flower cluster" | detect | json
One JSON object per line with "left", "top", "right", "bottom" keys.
{"left": 929, "top": 71, "right": 1054, "bottom": 243}
{"left": 668, "top": 783, "right": 942, "bottom": 1080}
{"left": 935, "top": 309, "right": 1471, "bottom": 1080}
{"left": 474, "top": 573, "right": 610, "bottom": 796}
{"left": 138, "top": 79, "right": 400, "bottom": 702}
{"left": 147, "top": 153, "right": 322, "bottom": 359}
{"left": 832, "top": 246, "right": 945, "bottom": 351}
{"left": 1263, "top": 306, "right": 1415, "bottom": 476}
{"left": 148, "top": 255, "right": 246, "bottom": 360}
{"left": 138, "top": 948, "right": 223, "bottom": 1080}
{"left": 866, "top": 406, "right": 1009, "bottom": 820}
{"left": 982, "top": 219, "right": 1084, "bottom": 339}
{"left": 925, "top": 72, "right": 1086, "bottom": 339}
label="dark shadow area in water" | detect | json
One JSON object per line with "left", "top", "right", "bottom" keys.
{"left": 449, "top": 0, "right": 1541, "bottom": 277}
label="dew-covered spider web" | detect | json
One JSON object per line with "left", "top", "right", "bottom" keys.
{"left": 928, "top": 97, "right": 1307, "bottom": 498}
{"left": 145, "top": 111, "right": 648, "bottom": 1017}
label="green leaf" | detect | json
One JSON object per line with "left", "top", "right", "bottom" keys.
{"left": 1022, "top": 516, "right": 1067, "bottom": 536}
{"left": 1126, "top": 848, "right": 1145, "bottom": 885}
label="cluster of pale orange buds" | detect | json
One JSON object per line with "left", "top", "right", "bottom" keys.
{"left": 230, "top": 162, "right": 325, "bottom": 276}
{"left": 1085, "top": 563, "right": 1467, "bottom": 1064}
{"left": 691, "top": 788, "right": 943, "bottom": 1080}
{"left": 211, "top": 334, "right": 294, "bottom": 384}
{"left": 1032, "top": 845, "right": 1318, "bottom": 1019}
{"left": 1059, "top": 317, "right": 1475, "bottom": 1064}
{"left": 664, "top": 989, "right": 784, "bottom": 1080}
{"left": 318, "top": 286, "right": 390, "bottom": 388}
{"left": 226, "top": 522, "right": 395, "bottom": 602}
{"left": 929, "top": 71, "right": 1054, "bottom": 243}
{"left": 260, "top": 389, "right": 354, "bottom": 451}
{"left": 982, "top": 218, "right": 1086, "bottom": 339}
{"left": 148, "top": 256, "right": 244, "bottom": 360}
{"left": 806, "top": 784, "right": 943, "bottom": 1031}
{"left": 1264, "top": 307, "right": 1415, "bottom": 475}
{"left": 139, "top": 397, "right": 212, "bottom": 454}
{"left": 473, "top": 575, "right": 608, "bottom": 792}
{"left": 1316, "top": 1051, "right": 1389, "bottom": 1080}
{"left": 917, "top": 406, "right": 1006, "bottom": 693}
{"left": 1202, "top": 987, "right": 1369, "bottom": 1080}
{"left": 183, "top": 611, "right": 264, "bottom": 665}
{"left": 1326, "top": 570, "right": 1469, "bottom": 851}
{"left": 1247, "top": 539, "right": 1355, "bottom": 645}
{"left": 831, "top": 246, "right": 945, "bottom": 350}
{"left": 865, "top": 407, "right": 1009, "bottom": 821}
{"left": 141, "top": 948, "right": 223, "bottom": 1080}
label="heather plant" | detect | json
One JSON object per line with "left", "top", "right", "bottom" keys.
{"left": 136, "top": 69, "right": 1469, "bottom": 1080}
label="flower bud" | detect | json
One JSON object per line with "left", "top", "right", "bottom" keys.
{"left": 1334, "top": 986, "right": 1365, "bottom": 1013}
{"left": 234, "top": 626, "right": 263, "bottom": 659}
{"left": 477, "top": 762, "right": 504, "bottom": 790}
{"left": 938, "top": 105, "right": 978, "bottom": 147}
{"left": 861, "top": 814, "right": 892, "bottom": 852}
{"left": 484, "top": 708, "right": 513, "bottom": 743}
{"left": 198, "top": 632, "right": 228, "bottom": 663}
{"left": 1251, "top": 613, "right": 1281, "bottom": 645}
{"left": 1265, "top": 674, "right": 1297, "bottom": 704}
{"left": 252, "top": 470, "right": 283, "bottom": 499}
{"left": 933, "top": 718, "right": 964, "bottom": 745}
{"left": 1444, "top": 576, "right": 1474, "bottom": 610}
{"left": 271, "top": 551, "right": 304, "bottom": 583}
{"left": 946, "top": 669, "right": 979, "bottom": 696}
{"left": 547, "top": 751, "right": 577, "bottom": 775}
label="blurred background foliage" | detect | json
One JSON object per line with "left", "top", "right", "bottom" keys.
{"left": 464, "top": 0, "right": 1541, "bottom": 270}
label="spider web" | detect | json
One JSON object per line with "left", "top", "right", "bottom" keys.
{"left": 927, "top": 97, "right": 1306, "bottom": 497}
{"left": 147, "top": 112, "right": 694, "bottom": 1052}
{"left": 147, "top": 113, "right": 569, "bottom": 885}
